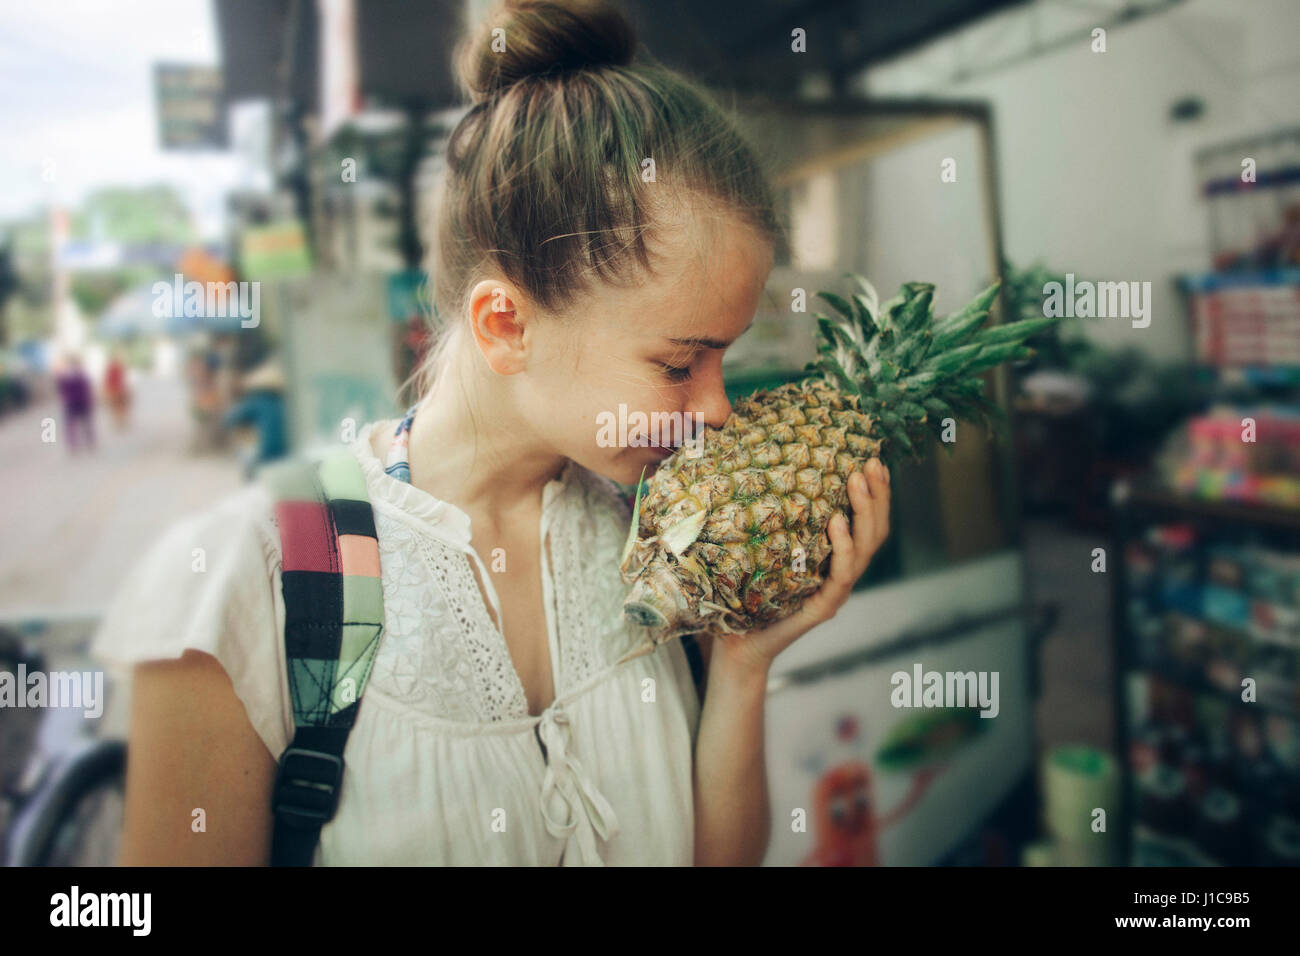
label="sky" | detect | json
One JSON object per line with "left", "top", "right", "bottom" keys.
{"left": 0, "top": 0, "right": 244, "bottom": 237}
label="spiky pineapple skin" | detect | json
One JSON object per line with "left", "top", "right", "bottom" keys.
{"left": 633, "top": 378, "right": 883, "bottom": 634}
{"left": 620, "top": 274, "right": 1052, "bottom": 642}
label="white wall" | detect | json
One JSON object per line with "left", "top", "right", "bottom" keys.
{"left": 859, "top": 0, "right": 1300, "bottom": 362}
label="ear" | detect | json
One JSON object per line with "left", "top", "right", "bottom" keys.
{"left": 467, "top": 279, "right": 530, "bottom": 375}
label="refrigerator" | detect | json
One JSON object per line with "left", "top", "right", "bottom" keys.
{"left": 716, "top": 94, "right": 1038, "bottom": 865}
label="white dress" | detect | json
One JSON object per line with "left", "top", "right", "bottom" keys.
{"left": 90, "top": 421, "right": 702, "bottom": 865}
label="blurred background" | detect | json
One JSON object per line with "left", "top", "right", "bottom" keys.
{"left": 1, "top": 0, "right": 1299, "bottom": 868}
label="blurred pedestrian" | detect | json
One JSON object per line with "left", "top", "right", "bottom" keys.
{"left": 185, "top": 343, "right": 223, "bottom": 453}
{"left": 103, "top": 347, "right": 132, "bottom": 431}
{"left": 222, "top": 359, "right": 287, "bottom": 480}
{"left": 54, "top": 352, "right": 95, "bottom": 452}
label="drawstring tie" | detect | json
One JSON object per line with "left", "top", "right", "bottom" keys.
{"left": 537, "top": 703, "right": 620, "bottom": 866}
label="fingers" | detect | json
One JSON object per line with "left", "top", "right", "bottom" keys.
{"left": 805, "top": 459, "right": 891, "bottom": 629}
{"left": 822, "top": 512, "right": 856, "bottom": 598}
{"left": 847, "top": 458, "right": 890, "bottom": 567}
{"left": 865, "top": 457, "right": 890, "bottom": 546}
{"left": 846, "top": 470, "right": 875, "bottom": 550}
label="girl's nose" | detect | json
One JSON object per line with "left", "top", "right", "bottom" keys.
{"left": 691, "top": 364, "right": 732, "bottom": 429}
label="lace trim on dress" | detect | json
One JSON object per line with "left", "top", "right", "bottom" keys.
{"left": 349, "top": 424, "right": 567, "bottom": 722}
{"left": 344, "top": 421, "right": 643, "bottom": 724}
{"left": 553, "top": 478, "right": 601, "bottom": 688}
{"left": 554, "top": 467, "right": 648, "bottom": 680}
{"left": 364, "top": 508, "right": 529, "bottom": 722}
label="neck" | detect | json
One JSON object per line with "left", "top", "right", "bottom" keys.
{"left": 404, "top": 344, "right": 566, "bottom": 520}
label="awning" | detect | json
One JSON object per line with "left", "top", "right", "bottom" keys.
{"left": 215, "top": 0, "right": 464, "bottom": 110}
{"left": 98, "top": 283, "right": 250, "bottom": 339}
{"left": 214, "top": 0, "right": 1029, "bottom": 111}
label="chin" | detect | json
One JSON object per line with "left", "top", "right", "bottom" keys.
{"left": 581, "top": 448, "right": 670, "bottom": 487}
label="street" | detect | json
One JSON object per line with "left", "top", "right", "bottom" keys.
{"left": 0, "top": 373, "right": 244, "bottom": 616}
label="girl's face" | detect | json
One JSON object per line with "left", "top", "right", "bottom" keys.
{"left": 521, "top": 210, "right": 775, "bottom": 487}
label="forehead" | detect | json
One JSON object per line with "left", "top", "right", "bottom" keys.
{"left": 628, "top": 210, "right": 773, "bottom": 337}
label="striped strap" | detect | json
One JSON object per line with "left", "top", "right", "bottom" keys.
{"left": 266, "top": 445, "right": 385, "bottom": 727}
{"left": 263, "top": 446, "right": 385, "bottom": 866}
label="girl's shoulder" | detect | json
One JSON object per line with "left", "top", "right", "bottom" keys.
{"left": 90, "top": 479, "right": 293, "bottom": 758}
{"left": 93, "top": 480, "right": 284, "bottom": 646}
{"left": 204, "top": 478, "right": 284, "bottom": 569}
{"left": 137, "top": 480, "right": 282, "bottom": 578}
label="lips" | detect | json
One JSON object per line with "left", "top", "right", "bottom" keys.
{"left": 645, "top": 429, "right": 702, "bottom": 458}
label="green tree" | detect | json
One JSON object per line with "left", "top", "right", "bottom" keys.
{"left": 71, "top": 185, "right": 196, "bottom": 245}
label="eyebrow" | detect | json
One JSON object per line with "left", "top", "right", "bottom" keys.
{"left": 666, "top": 318, "right": 755, "bottom": 350}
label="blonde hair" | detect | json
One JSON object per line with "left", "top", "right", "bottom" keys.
{"left": 405, "top": 0, "right": 787, "bottom": 406}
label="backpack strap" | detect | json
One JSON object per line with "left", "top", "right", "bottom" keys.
{"left": 262, "top": 445, "right": 385, "bottom": 866}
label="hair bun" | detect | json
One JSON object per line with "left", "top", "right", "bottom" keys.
{"left": 455, "top": 0, "right": 637, "bottom": 103}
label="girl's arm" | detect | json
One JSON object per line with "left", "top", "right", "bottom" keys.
{"left": 118, "top": 649, "right": 277, "bottom": 865}
{"left": 691, "top": 459, "right": 892, "bottom": 866}
{"left": 692, "top": 639, "right": 771, "bottom": 866}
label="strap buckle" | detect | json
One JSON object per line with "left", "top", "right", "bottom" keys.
{"left": 272, "top": 747, "right": 344, "bottom": 827}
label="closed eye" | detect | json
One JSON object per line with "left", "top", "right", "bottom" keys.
{"left": 659, "top": 362, "right": 693, "bottom": 383}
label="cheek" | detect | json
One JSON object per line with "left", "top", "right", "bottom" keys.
{"left": 548, "top": 341, "right": 693, "bottom": 450}
{"left": 594, "top": 362, "right": 690, "bottom": 419}
{"left": 583, "top": 388, "right": 690, "bottom": 458}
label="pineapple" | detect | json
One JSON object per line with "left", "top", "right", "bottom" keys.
{"left": 617, "top": 274, "right": 1056, "bottom": 650}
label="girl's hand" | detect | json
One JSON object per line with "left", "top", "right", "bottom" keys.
{"left": 712, "top": 457, "right": 892, "bottom": 678}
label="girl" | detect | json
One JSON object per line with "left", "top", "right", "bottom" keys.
{"left": 92, "top": 0, "right": 891, "bottom": 866}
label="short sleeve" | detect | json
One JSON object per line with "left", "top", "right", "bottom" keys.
{"left": 90, "top": 482, "right": 292, "bottom": 760}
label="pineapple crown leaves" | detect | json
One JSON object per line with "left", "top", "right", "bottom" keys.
{"left": 619, "top": 464, "right": 649, "bottom": 569}
{"left": 806, "top": 274, "right": 1062, "bottom": 467}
